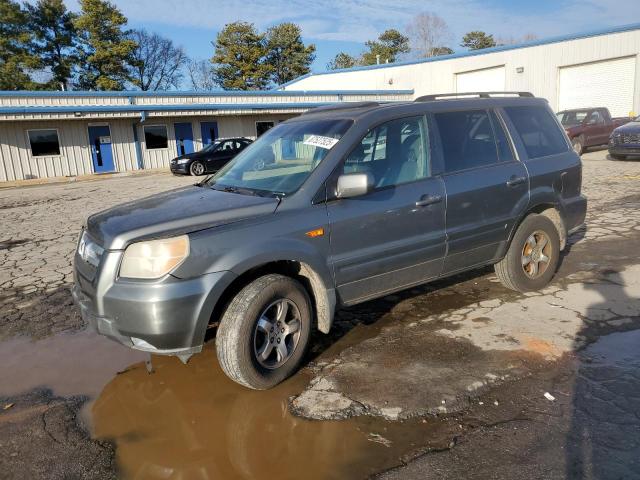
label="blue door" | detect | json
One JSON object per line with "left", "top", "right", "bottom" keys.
{"left": 88, "top": 125, "right": 115, "bottom": 173}
{"left": 174, "top": 122, "right": 194, "bottom": 156}
{"left": 200, "top": 121, "right": 218, "bottom": 148}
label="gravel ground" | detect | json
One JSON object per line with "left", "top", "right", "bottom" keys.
{"left": 0, "top": 150, "right": 639, "bottom": 479}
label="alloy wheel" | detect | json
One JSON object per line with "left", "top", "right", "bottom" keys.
{"left": 253, "top": 299, "right": 302, "bottom": 369}
{"left": 521, "top": 230, "right": 552, "bottom": 279}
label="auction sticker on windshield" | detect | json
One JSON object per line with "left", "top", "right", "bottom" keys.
{"left": 303, "top": 135, "right": 339, "bottom": 149}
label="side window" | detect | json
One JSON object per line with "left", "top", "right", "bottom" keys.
{"left": 434, "top": 110, "right": 499, "bottom": 173}
{"left": 490, "top": 111, "right": 515, "bottom": 163}
{"left": 343, "top": 116, "right": 429, "bottom": 189}
{"left": 504, "top": 106, "right": 568, "bottom": 159}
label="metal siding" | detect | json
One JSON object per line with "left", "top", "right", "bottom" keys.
{"left": 283, "top": 29, "right": 640, "bottom": 113}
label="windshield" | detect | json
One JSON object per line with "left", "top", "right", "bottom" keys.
{"left": 556, "top": 111, "right": 588, "bottom": 127}
{"left": 204, "top": 118, "right": 353, "bottom": 196}
{"left": 201, "top": 142, "right": 220, "bottom": 153}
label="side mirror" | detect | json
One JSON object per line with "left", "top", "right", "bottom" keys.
{"left": 336, "top": 172, "right": 373, "bottom": 199}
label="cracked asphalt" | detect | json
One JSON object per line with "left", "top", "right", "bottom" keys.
{"left": 1, "top": 150, "right": 640, "bottom": 479}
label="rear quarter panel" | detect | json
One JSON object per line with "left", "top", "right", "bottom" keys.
{"left": 500, "top": 105, "right": 584, "bottom": 236}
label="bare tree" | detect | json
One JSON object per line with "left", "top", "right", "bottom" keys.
{"left": 129, "top": 29, "right": 187, "bottom": 91}
{"left": 406, "top": 12, "right": 452, "bottom": 59}
{"left": 186, "top": 58, "right": 216, "bottom": 91}
{"left": 496, "top": 33, "right": 538, "bottom": 46}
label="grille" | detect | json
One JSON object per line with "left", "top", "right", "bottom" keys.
{"left": 619, "top": 133, "right": 640, "bottom": 144}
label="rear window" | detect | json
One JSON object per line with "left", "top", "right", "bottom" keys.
{"left": 434, "top": 110, "right": 500, "bottom": 173}
{"left": 505, "top": 106, "right": 568, "bottom": 159}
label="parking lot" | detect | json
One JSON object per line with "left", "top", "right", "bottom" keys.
{"left": 1, "top": 150, "right": 640, "bottom": 479}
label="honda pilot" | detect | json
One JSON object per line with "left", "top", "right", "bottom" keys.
{"left": 73, "top": 92, "right": 587, "bottom": 389}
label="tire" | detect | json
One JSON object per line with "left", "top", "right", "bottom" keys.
{"left": 216, "top": 274, "right": 312, "bottom": 390}
{"left": 495, "top": 214, "right": 561, "bottom": 292}
{"left": 189, "top": 160, "right": 205, "bottom": 176}
{"left": 610, "top": 153, "right": 627, "bottom": 160}
{"left": 571, "top": 136, "right": 584, "bottom": 156}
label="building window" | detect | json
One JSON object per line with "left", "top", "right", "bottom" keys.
{"left": 144, "top": 125, "right": 168, "bottom": 149}
{"left": 27, "top": 129, "right": 61, "bottom": 157}
{"left": 256, "top": 121, "right": 275, "bottom": 137}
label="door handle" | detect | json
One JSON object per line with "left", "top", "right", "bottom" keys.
{"left": 415, "top": 194, "right": 443, "bottom": 207}
{"left": 506, "top": 176, "right": 526, "bottom": 187}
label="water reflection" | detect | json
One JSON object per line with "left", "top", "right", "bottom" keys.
{"left": 92, "top": 345, "right": 431, "bottom": 480}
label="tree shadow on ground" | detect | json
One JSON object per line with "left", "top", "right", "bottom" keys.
{"left": 564, "top": 269, "right": 640, "bottom": 478}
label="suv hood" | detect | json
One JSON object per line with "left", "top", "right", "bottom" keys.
{"left": 613, "top": 121, "right": 640, "bottom": 134}
{"left": 86, "top": 186, "right": 279, "bottom": 250}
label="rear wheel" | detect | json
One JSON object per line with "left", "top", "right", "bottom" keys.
{"left": 216, "top": 274, "right": 312, "bottom": 389}
{"left": 495, "top": 214, "right": 560, "bottom": 292}
{"left": 571, "top": 136, "right": 585, "bottom": 156}
{"left": 190, "top": 160, "right": 205, "bottom": 176}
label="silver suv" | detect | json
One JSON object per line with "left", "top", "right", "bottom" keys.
{"left": 73, "top": 93, "right": 587, "bottom": 389}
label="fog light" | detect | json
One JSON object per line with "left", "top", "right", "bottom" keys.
{"left": 131, "top": 337, "right": 157, "bottom": 350}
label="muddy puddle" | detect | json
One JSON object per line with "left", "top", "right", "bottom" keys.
{"left": 0, "top": 328, "right": 459, "bottom": 480}
{"left": 91, "top": 344, "right": 459, "bottom": 480}
{"left": 0, "top": 329, "right": 146, "bottom": 425}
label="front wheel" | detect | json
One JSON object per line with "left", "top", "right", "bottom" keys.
{"left": 495, "top": 214, "right": 561, "bottom": 292}
{"left": 216, "top": 274, "right": 312, "bottom": 389}
{"left": 610, "top": 153, "right": 627, "bottom": 160}
{"left": 189, "top": 160, "right": 206, "bottom": 176}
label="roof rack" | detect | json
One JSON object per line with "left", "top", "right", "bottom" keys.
{"left": 415, "top": 92, "right": 534, "bottom": 102}
{"left": 304, "top": 101, "right": 380, "bottom": 114}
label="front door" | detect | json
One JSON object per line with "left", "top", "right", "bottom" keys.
{"left": 88, "top": 125, "right": 115, "bottom": 173}
{"left": 433, "top": 109, "right": 529, "bottom": 273}
{"left": 200, "top": 121, "right": 218, "bottom": 148}
{"left": 327, "top": 115, "right": 447, "bottom": 304}
{"left": 174, "top": 122, "right": 194, "bottom": 156}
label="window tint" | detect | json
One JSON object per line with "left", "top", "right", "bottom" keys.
{"left": 343, "top": 116, "right": 429, "bottom": 189}
{"left": 28, "top": 129, "right": 60, "bottom": 156}
{"left": 144, "top": 125, "right": 168, "bottom": 149}
{"left": 434, "top": 110, "right": 499, "bottom": 173}
{"left": 490, "top": 111, "right": 515, "bottom": 163}
{"left": 504, "top": 106, "right": 568, "bottom": 158}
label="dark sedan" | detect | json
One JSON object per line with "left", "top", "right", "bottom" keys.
{"left": 609, "top": 119, "right": 640, "bottom": 159}
{"left": 170, "top": 137, "right": 252, "bottom": 175}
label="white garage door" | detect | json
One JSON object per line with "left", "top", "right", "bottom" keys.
{"left": 558, "top": 57, "right": 636, "bottom": 117}
{"left": 456, "top": 66, "right": 506, "bottom": 94}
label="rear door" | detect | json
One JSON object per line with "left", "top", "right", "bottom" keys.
{"left": 434, "top": 109, "right": 529, "bottom": 274}
{"left": 328, "top": 115, "right": 447, "bottom": 304}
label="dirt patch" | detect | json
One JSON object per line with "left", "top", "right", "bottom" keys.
{"left": 0, "top": 389, "right": 116, "bottom": 480}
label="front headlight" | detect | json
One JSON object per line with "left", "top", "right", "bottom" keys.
{"left": 120, "top": 235, "right": 189, "bottom": 279}
{"left": 177, "top": 158, "right": 190, "bottom": 164}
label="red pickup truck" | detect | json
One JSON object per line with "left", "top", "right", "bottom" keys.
{"left": 556, "top": 107, "right": 631, "bottom": 155}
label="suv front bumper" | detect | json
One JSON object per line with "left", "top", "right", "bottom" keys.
{"left": 72, "top": 269, "right": 236, "bottom": 356}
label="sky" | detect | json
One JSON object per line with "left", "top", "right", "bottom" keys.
{"left": 62, "top": 0, "right": 640, "bottom": 75}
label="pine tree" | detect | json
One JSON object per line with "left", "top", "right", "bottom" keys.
{"left": 265, "top": 23, "right": 315, "bottom": 86}
{"left": 361, "top": 29, "right": 410, "bottom": 65}
{"left": 74, "top": 0, "right": 138, "bottom": 90}
{"left": 211, "top": 22, "right": 272, "bottom": 90}
{"left": 0, "top": 0, "right": 39, "bottom": 90}
{"left": 327, "top": 52, "right": 358, "bottom": 70}
{"left": 26, "top": 0, "right": 77, "bottom": 90}
{"left": 460, "top": 31, "right": 496, "bottom": 50}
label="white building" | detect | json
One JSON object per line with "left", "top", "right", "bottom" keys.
{"left": 0, "top": 90, "right": 411, "bottom": 182}
{"left": 1, "top": 23, "right": 639, "bottom": 183}
{"left": 281, "top": 23, "right": 640, "bottom": 118}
